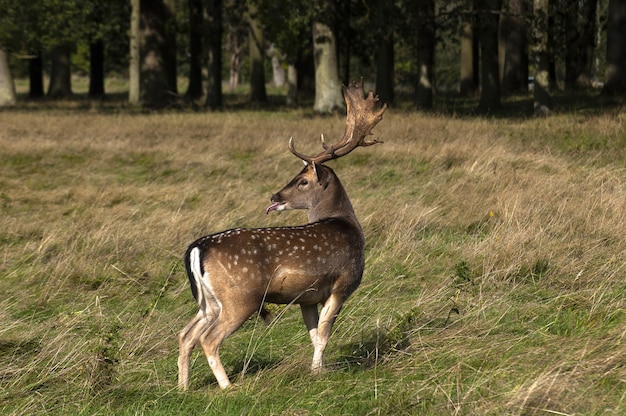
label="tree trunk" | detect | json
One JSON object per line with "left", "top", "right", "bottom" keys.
{"left": 576, "top": 0, "right": 598, "bottom": 87}
{"left": 532, "top": 0, "right": 552, "bottom": 115}
{"left": 286, "top": 64, "right": 298, "bottom": 106}
{"left": 164, "top": 0, "right": 177, "bottom": 95}
{"left": 476, "top": 0, "right": 502, "bottom": 113}
{"left": 129, "top": 0, "right": 141, "bottom": 104}
{"left": 375, "top": 34, "right": 394, "bottom": 107}
{"left": 603, "top": 0, "right": 626, "bottom": 95}
{"left": 247, "top": 2, "right": 267, "bottom": 103}
{"left": 0, "top": 49, "right": 16, "bottom": 107}
{"left": 372, "top": 2, "right": 395, "bottom": 105}
{"left": 48, "top": 44, "right": 73, "bottom": 98}
{"left": 416, "top": 0, "right": 435, "bottom": 110}
{"left": 206, "top": 0, "right": 223, "bottom": 109}
{"left": 460, "top": 2, "right": 479, "bottom": 96}
{"left": 139, "top": 0, "right": 176, "bottom": 107}
{"left": 89, "top": 40, "right": 105, "bottom": 97}
{"left": 186, "top": 0, "right": 204, "bottom": 100}
{"left": 501, "top": 0, "right": 528, "bottom": 94}
{"left": 312, "top": 16, "right": 344, "bottom": 113}
{"left": 29, "top": 53, "right": 44, "bottom": 98}
{"left": 565, "top": 0, "right": 597, "bottom": 89}
{"left": 268, "top": 45, "right": 285, "bottom": 87}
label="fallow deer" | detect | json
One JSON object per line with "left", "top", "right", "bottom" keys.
{"left": 178, "top": 78, "right": 387, "bottom": 390}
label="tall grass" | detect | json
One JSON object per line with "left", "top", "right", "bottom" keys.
{"left": 0, "top": 107, "right": 624, "bottom": 415}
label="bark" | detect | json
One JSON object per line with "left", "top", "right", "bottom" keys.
{"left": 501, "top": 0, "right": 528, "bottom": 94}
{"left": 164, "top": 0, "right": 177, "bottom": 95}
{"left": 603, "top": 0, "right": 626, "bottom": 95}
{"left": 460, "top": 2, "right": 479, "bottom": 96}
{"left": 139, "top": 0, "right": 177, "bottom": 107}
{"left": 206, "top": 0, "right": 223, "bottom": 109}
{"left": 476, "top": 0, "right": 502, "bottom": 113}
{"left": 375, "top": 33, "right": 394, "bottom": 107}
{"left": 0, "top": 49, "right": 16, "bottom": 106}
{"left": 129, "top": 0, "right": 140, "bottom": 104}
{"left": 312, "top": 20, "right": 344, "bottom": 113}
{"left": 565, "top": 0, "right": 597, "bottom": 88}
{"left": 416, "top": 0, "right": 435, "bottom": 110}
{"left": 29, "top": 53, "right": 44, "bottom": 98}
{"left": 247, "top": 2, "right": 267, "bottom": 103}
{"left": 186, "top": 0, "right": 204, "bottom": 100}
{"left": 268, "top": 45, "right": 285, "bottom": 87}
{"left": 532, "top": 0, "right": 552, "bottom": 115}
{"left": 48, "top": 44, "right": 73, "bottom": 98}
{"left": 89, "top": 40, "right": 105, "bottom": 97}
{"left": 228, "top": 27, "right": 242, "bottom": 92}
{"left": 286, "top": 64, "right": 298, "bottom": 106}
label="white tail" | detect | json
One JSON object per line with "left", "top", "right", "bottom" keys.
{"left": 178, "top": 79, "right": 387, "bottom": 390}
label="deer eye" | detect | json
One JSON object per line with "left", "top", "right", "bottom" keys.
{"left": 298, "top": 179, "right": 308, "bottom": 187}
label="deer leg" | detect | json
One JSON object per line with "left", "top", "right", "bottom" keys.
{"left": 198, "top": 305, "right": 258, "bottom": 389}
{"left": 300, "top": 304, "right": 320, "bottom": 346}
{"left": 311, "top": 294, "right": 343, "bottom": 372}
{"left": 178, "top": 312, "right": 212, "bottom": 391}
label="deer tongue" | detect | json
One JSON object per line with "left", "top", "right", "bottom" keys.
{"left": 266, "top": 202, "right": 287, "bottom": 214}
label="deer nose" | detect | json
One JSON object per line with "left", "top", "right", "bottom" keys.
{"left": 270, "top": 193, "right": 281, "bottom": 203}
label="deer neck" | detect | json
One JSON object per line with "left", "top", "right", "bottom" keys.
{"left": 307, "top": 179, "right": 362, "bottom": 233}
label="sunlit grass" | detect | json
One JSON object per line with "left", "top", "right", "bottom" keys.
{"left": 0, "top": 107, "right": 624, "bottom": 415}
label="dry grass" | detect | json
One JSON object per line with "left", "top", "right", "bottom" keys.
{"left": 0, "top": 107, "right": 624, "bottom": 415}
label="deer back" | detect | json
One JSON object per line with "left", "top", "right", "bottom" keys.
{"left": 186, "top": 217, "right": 364, "bottom": 308}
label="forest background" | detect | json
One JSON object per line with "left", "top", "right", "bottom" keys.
{"left": 0, "top": 0, "right": 625, "bottom": 112}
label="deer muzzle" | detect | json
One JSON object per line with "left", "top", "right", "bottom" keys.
{"left": 266, "top": 194, "right": 288, "bottom": 214}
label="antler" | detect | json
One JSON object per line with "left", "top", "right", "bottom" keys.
{"left": 289, "top": 78, "right": 387, "bottom": 165}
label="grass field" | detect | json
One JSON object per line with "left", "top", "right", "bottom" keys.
{"left": 0, "top": 100, "right": 624, "bottom": 415}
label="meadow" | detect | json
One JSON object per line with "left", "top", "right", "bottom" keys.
{"left": 0, "top": 97, "right": 624, "bottom": 415}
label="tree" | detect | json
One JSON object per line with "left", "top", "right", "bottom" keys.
{"left": 48, "top": 44, "right": 73, "bottom": 97}
{"left": 415, "top": 0, "right": 436, "bottom": 110}
{"left": 257, "top": 0, "right": 312, "bottom": 106}
{"left": 565, "top": 0, "right": 597, "bottom": 89}
{"left": 29, "top": 53, "right": 44, "bottom": 98}
{"left": 532, "top": 0, "right": 552, "bottom": 114}
{"left": 206, "top": 0, "right": 223, "bottom": 109}
{"left": 312, "top": 0, "right": 344, "bottom": 113}
{"left": 501, "top": 0, "right": 528, "bottom": 94}
{"left": 603, "top": 0, "right": 626, "bottom": 95}
{"left": 247, "top": 1, "right": 267, "bottom": 103}
{"left": 476, "top": 0, "right": 503, "bottom": 113}
{"left": 137, "top": 0, "right": 178, "bottom": 108}
{"left": 186, "top": 0, "right": 204, "bottom": 100}
{"left": 129, "top": 0, "right": 140, "bottom": 104}
{"left": 0, "top": 49, "right": 16, "bottom": 106}
{"left": 460, "top": 1, "right": 479, "bottom": 96}
{"left": 374, "top": 1, "right": 398, "bottom": 107}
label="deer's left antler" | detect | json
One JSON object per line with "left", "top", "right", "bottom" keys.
{"left": 289, "top": 77, "right": 387, "bottom": 165}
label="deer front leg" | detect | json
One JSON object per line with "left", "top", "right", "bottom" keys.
{"left": 311, "top": 294, "right": 343, "bottom": 372}
{"left": 300, "top": 304, "right": 320, "bottom": 345}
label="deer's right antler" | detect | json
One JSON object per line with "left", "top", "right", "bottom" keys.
{"left": 289, "top": 78, "right": 387, "bottom": 165}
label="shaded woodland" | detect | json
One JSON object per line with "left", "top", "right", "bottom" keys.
{"left": 0, "top": 0, "right": 624, "bottom": 114}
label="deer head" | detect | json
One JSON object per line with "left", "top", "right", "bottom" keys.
{"left": 266, "top": 78, "right": 387, "bottom": 222}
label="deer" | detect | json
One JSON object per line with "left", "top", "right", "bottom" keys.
{"left": 177, "top": 78, "right": 387, "bottom": 390}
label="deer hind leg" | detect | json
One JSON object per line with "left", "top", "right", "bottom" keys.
{"left": 198, "top": 303, "right": 259, "bottom": 389}
{"left": 311, "top": 294, "right": 344, "bottom": 372}
{"left": 178, "top": 311, "right": 217, "bottom": 391}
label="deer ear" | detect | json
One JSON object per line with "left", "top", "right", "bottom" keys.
{"left": 312, "top": 163, "right": 331, "bottom": 189}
